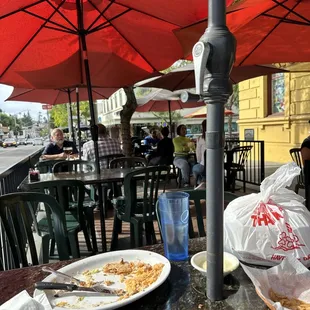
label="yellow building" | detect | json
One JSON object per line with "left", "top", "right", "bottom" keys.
{"left": 238, "top": 67, "right": 310, "bottom": 164}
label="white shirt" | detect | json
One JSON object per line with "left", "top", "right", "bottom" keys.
{"left": 196, "top": 136, "right": 206, "bottom": 166}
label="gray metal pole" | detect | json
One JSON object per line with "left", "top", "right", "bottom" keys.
{"left": 192, "top": 0, "right": 236, "bottom": 301}
{"left": 168, "top": 100, "right": 172, "bottom": 138}
{"left": 67, "top": 90, "right": 76, "bottom": 144}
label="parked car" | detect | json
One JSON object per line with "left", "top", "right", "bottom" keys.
{"left": 33, "top": 138, "right": 43, "bottom": 146}
{"left": 17, "top": 138, "right": 27, "bottom": 145}
{"left": 26, "top": 139, "right": 34, "bottom": 145}
{"left": 0, "top": 140, "right": 3, "bottom": 147}
{"left": 3, "top": 138, "right": 17, "bottom": 148}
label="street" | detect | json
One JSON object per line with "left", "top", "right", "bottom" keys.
{"left": 0, "top": 145, "right": 43, "bottom": 174}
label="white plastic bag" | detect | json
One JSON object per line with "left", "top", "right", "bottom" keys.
{"left": 224, "top": 162, "right": 310, "bottom": 267}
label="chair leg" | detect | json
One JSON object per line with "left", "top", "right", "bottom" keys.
{"left": 145, "top": 222, "right": 157, "bottom": 245}
{"left": 84, "top": 207, "right": 98, "bottom": 252}
{"left": 81, "top": 225, "right": 93, "bottom": 253}
{"left": 49, "top": 239, "right": 56, "bottom": 257}
{"left": 68, "top": 233, "right": 80, "bottom": 258}
{"left": 132, "top": 220, "right": 143, "bottom": 248}
{"left": 110, "top": 213, "right": 121, "bottom": 251}
{"left": 231, "top": 172, "right": 236, "bottom": 193}
{"left": 42, "top": 234, "right": 50, "bottom": 264}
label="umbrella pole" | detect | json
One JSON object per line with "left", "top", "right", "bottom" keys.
{"left": 76, "top": 87, "right": 82, "bottom": 159}
{"left": 76, "top": 0, "right": 107, "bottom": 253}
{"left": 67, "top": 90, "right": 75, "bottom": 144}
{"left": 168, "top": 100, "right": 173, "bottom": 138}
{"left": 192, "top": 0, "right": 236, "bottom": 301}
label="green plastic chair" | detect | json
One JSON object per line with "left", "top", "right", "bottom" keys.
{"left": 35, "top": 159, "right": 61, "bottom": 173}
{"left": 26, "top": 180, "right": 93, "bottom": 258}
{"left": 0, "top": 192, "right": 69, "bottom": 270}
{"left": 109, "top": 157, "right": 147, "bottom": 169}
{"left": 110, "top": 165, "right": 170, "bottom": 250}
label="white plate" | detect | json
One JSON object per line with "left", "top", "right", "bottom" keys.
{"left": 34, "top": 250, "right": 171, "bottom": 310}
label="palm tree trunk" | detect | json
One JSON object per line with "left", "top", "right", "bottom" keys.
{"left": 120, "top": 87, "right": 137, "bottom": 156}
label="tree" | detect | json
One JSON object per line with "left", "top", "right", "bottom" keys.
{"left": 120, "top": 87, "right": 137, "bottom": 156}
{"left": 50, "top": 104, "right": 68, "bottom": 127}
{"left": 225, "top": 84, "right": 239, "bottom": 138}
{"left": 151, "top": 111, "right": 182, "bottom": 125}
{"left": 20, "top": 111, "right": 33, "bottom": 127}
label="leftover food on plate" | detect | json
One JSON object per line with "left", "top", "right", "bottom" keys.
{"left": 201, "top": 258, "right": 234, "bottom": 273}
{"left": 51, "top": 259, "right": 165, "bottom": 308}
{"left": 269, "top": 288, "right": 310, "bottom": 310}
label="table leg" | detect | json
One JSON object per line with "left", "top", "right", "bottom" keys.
{"left": 97, "top": 183, "right": 107, "bottom": 252}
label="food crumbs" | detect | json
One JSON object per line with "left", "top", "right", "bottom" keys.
{"left": 78, "top": 297, "right": 85, "bottom": 302}
{"left": 104, "top": 280, "right": 114, "bottom": 286}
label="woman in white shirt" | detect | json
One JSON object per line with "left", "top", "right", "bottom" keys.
{"left": 193, "top": 120, "right": 206, "bottom": 187}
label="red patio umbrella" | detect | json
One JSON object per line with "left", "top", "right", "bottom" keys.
{"left": 137, "top": 63, "right": 289, "bottom": 90}
{"left": 174, "top": 0, "right": 310, "bottom": 66}
{"left": 5, "top": 87, "right": 117, "bottom": 105}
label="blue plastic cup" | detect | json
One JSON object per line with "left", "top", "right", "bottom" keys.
{"left": 157, "top": 192, "right": 189, "bottom": 261}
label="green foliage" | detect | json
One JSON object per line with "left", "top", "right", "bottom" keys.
{"left": 134, "top": 87, "right": 153, "bottom": 99}
{"left": 40, "top": 128, "right": 49, "bottom": 137}
{"left": 50, "top": 101, "right": 91, "bottom": 127}
{"left": 0, "top": 113, "right": 14, "bottom": 127}
{"left": 20, "top": 111, "right": 33, "bottom": 127}
{"left": 161, "top": 60, "right": 192, "bottom": 74}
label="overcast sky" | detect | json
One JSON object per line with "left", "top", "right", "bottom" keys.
{"left": 0, "top": 84, "right": 44, "bottom": 121}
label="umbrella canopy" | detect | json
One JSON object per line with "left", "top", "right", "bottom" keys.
{"left": 174, "top": 0, "right": 310, "bottom": 65}
{"left": 184, "top": 106, "right": 234, "bottom": 118}
{"left": 0, "top": 0, "right": 233, "bottom": 88}
{"left": 136, "top": 63, "right": 289, "bottom": 90}
{"left": 136, "top": 99, "right": 204, "bottom": 112}
{"left": 5, "top": 87, "right": 117, "bottom": 105}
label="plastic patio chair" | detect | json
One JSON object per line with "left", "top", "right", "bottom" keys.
{"left": 109, "top": 157, "right": 147, "bottom": 169}
{"left": 110, "top": 165, "right": 170, "bottom": 250}
{"left": 0, "top": 192, "right": 69, "bottom": 270}
{"left": 26, "top": 179, "right": 93, "bottom": 258}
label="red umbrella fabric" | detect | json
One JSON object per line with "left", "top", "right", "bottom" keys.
{"left": 174, "top": 0, "right": 310, "bottom": 66}
{"left": 137, "top": 63, "right": 288, "bottom": 90}
{"left": 0, "top": 0, "right": 234, "bottom": 88}
{"left": 5, "top": 87, "right": 117, "bottom": 105}
{"left": 136, "top": 99, "right": 204, "bottom": 112}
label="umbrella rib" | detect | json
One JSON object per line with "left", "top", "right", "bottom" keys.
{"left": 108, "top": 0, "right": 183, "bottom": 27}
{"left": 0, "top": 0, "right": 45, "bottom": 21}
{"left": 46, "top": 0, "right": 78, "bottom": 32}
{"left": 86, "top": 0, "right": 115, "bottom": 32}
{"left": 239, "top": 1, "right": 301, "bottom": 66}
{"left": 23, "top": 8, "right": 76, "bottom": 33}
{"left": 5, "top": 89, "right": 34, "bottom": 101}
{"left": 273, "top": 0, "right": 310, "bottom": 24}
{"left": 262, "top": 13, "right": 310, "bottom": 26}
{"left": 92, "top": 89, "right": 109, "bottom": 99}
{"left": 43, "top": 24, "right": 77, "bottom": 34}
{"left": 88, "top": 9, "right": 131, "bottom": 34}
{"left": 98, "top": 19, "right": 157, "bottom": 71}
{"left": 0, "top": 0, "right": 67, "bottom": 79}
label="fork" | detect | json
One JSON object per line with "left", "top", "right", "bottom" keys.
{"left": 41, "top": 266, "right": 124, "bottom": 295}
{"left": 35, "top": 281, "right": 124, "bottom": 295}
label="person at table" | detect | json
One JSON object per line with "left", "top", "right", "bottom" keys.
{"left": 144, "top": 128, "right": 161, "bottom": 162}
{"left": 301, "top": 133, "right": 310, "bottom": 164}
{"left": 149, "top": 127, "right": 174, "bottom": 166}
{"left": 42, "top": 128, "right": 78, "bottom": 160}
{"left": 173, "top": 124, "right": 195, "bottom": 187}
{"left": 82, "top": 123, "right": 122, "bottom": 169}
{"left": 193, "top": 120, "right": 206, "bottom": 190}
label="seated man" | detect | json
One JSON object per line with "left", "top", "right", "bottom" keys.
{"left": 149, "top": 127, "right": 174, "bottom": 166}
{"left": 82, "top": 123, "right": 122, "bottom": 169}
{"left": 42, "top": 128, "right": 78, "bottom": 160}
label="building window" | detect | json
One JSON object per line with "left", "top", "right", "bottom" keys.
{"left": 270, "top": 73, "right": 285, "bottom": 114}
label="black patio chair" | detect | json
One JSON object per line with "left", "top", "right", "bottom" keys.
{"left": 109, "top": 157, "right": 147, "bottom": 169}
{"left": 289, "top": 148, "right": 305, "bottom": 194}
{"left": 225, "top": 145, "right": 252, "bottom": 193}
{"left": 110, "top": 165, "right": 170, "bottom": 250}
{"left": 98, "top": 153, "right": 124, "bottom": 169}
{"left": 0, "top": 192, "right": 69, "bottom": 270}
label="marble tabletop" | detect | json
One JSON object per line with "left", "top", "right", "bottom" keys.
{"left": 0, "top": 238, "right": 268, "bottom": 309}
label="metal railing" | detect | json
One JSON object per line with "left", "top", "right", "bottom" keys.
{"left": 225, "top": 140, "right": 265, "bottom": 186}
{"left": 0, "top": 148, "right": 43, "bottom": 270}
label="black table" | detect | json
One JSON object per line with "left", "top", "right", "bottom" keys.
{"left": 0, "top": 237, "right": 267, "bottom": 309}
